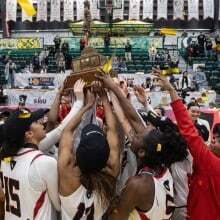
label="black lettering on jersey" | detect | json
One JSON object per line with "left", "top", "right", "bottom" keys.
{"left": 73, "top": 202, "right": 94, "bottom": 220}
{"left": 163, "top": 180, "right": 170, "bottom": 191}
{"left": 0, "top": 172, "right": 21, "bottom": 217}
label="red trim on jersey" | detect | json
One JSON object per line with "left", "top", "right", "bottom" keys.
{"left": 33, "top": 191, "right": 46, "bottom": 219}
{"left": 16, "top": 149, "right": 37, "bottom": 156}
{"left": 138, "top": 212, "right": 150, "bottom": 220}
{"left": 30, "top": 154, "right": 44, "bottom": 165}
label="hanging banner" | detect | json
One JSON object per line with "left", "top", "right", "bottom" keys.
{"left": 143, "top": 0, "right": 153, "bottom": 20}
{"left": 37, "top": 0, "right": 47, "bottom": 21}
{"left": 0, "top": 38, "right": 43, "bottom": 49}
{"left": 173, "top": 0, "right": 184, "bottom": 19}
{"left": 203, "top": 0, "right": 214, "bottom": 19}
{"left": 113, "top": 0, "right": 124, "bottom": 20}
{"left": 6, "top": 0, "right": 17, "bottom": 21}
{"left": 90, "top": 0, "right": 100, "bottom": 20}
{"left": 157, "top": 0, "right": 167, "bottom": 19}
{"left": 76, "top": 0, "right": 84, "bottom": 21}
{"left": 50, "top": 0, "right": 60, "bottom": 21}
{"left": 22, "top": 0, "right": 33, "bottom": 21}
{"left": 63, "top": 0, "right": 74, "bottom": 21}
{"left": 129, "top": 0, "right": 140, "bottom": 20}
{"left": 188, "top": 0, "right": 199, "bottom": 20}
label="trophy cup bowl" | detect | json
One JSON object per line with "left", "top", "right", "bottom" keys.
{"left": 63, "top": 47, "right": 110, "bottom": 92}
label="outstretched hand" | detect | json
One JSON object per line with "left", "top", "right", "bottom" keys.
{"left": 74, "top": 79, "right": 85, "bottom": 101}
{"left": 134, "top": 86, "right": 147, "bottom": 106}
{"left": 95, "top": 69, "right": 116, "bottom": 91}
{"left": 152, "top": 68, "right": 175, "bottom": 92}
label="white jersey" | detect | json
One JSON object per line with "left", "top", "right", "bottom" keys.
{"left": 0, "top": 149, "right": 55, "bottom": 220}
{"left": 60, "top": 185, "right": 107, "bottom": 220}
{"left": 130, "top": 168, "right": 175, "bottom": 220}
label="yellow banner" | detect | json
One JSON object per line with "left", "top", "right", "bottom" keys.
{"left": 0, "top": 38, "right": 42, "bottom": 49}
{"left": 17, "top": 0, "right": 36, "bottom": 17}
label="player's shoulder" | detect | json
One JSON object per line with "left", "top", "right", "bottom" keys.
{"left": 125, "top": 174, "right": 154, "bottom": 195}
{"left": 31, "top": 153, "right": 57, "bottom": 168}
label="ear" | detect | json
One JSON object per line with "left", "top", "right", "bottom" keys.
{"left": 24, "top": 130, "right": 33, "bottom": 140}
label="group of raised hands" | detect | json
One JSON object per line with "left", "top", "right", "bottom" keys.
{"left": 72, "top": 68, "right": 175, "bottom": 107}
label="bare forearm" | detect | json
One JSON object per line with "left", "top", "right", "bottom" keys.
{"left": 110, "top": 92, "right": 132, "bottom": 136}
{"left": 64, "top": 106, "right": 88, "bottom": 134}
{"left": 111, "top": 85, "right": 144, "bottom": 131}
{"left": 46, "top": 91, "right": 61, "bottom": 131}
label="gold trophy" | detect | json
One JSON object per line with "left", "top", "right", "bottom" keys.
{"left": 63, "top": 47, "right": 115, "bottom": 92}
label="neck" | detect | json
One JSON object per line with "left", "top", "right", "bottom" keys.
{"left": 24, "top": 140, "right": 39, "bottom": 149}
{"left": 211, "top": 149, "right": 220, "bottom": 158}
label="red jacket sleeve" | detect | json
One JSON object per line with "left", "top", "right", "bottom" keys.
{"left": 171, "top": 99, "right": 220, "bottom": 173}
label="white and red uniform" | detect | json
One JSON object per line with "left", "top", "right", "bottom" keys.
{"left": 0, "top": 148, "right": 59, "bottom": 220}
{"left": 60, "top": 185, "right": 107, "bottom": 220}
{"left": 129, "top": 167, "right": 175, "bottom": 220}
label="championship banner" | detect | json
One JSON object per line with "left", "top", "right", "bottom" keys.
{"left": 50, "top": 0, "right": 60, "bottom": 21}
{"left": 157, "top": 0, "right": 168, "bottom": 19}
{"left": 173, "top": 0, "right": 184, "bottom": 19}
{"left": 63, "top": 0, "right": 74, "bottom": 21}
{"left": 203, "top": 0, "right": 214, "bottom": 19}
{"left": 0, "top": 38, "right": 43, "bottom": 49}
{"left": 90, "top": 0, "right": 100, "bottom": 20}
{"left": 143, "top": 0, "right": 153, "bottom": 19}
{"left": 113, "top": 0, "right": 124, "bottom": 20}
{"left": 129, "top": 0, "right": 140, "bottom": 20}
{"left": 6, "top": 0, "right": 17, "bottom": 21}
{"left": 37, "top": 0, "right": 47, "bottom": 21}
{"left": 188, "top": 0, "right": 199, "bottom": 20}
{"left": 76, "top": 0, "right": 84, "bottom": 21}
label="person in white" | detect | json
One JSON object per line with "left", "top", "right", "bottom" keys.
{"left": 0, "top": 108, "right": 60, "bottom": 220}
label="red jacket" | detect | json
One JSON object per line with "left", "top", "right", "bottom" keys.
{"left": 171, "top": 99, "right": 220, "bottom": 220}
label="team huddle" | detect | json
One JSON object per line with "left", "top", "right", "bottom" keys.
{"left": 0, "top": 69, "right": 220, "bottom": 220}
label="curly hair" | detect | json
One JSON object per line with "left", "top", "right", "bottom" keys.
{"left": 141, "top": 122, "right": 188, "bottom": 170}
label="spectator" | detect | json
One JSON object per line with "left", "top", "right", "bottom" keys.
{"left": 61, "top": 41, "right": 69, "bottom": 57}
{"left": 39, "top": 48, "right": 49, "bottom": 74}
{"left": 192, "top": 67, "right": 208, "bottom": 91}
{"left": 80, "top": 36, "right": 87, "bottom": 52}
{"left": 148, "top": 44, "right": 157, "bottom": 61}
{"left": 187, "top": 101, "right": 210, "bottom": 142}
{"left": 5, "top": 59, "right": 16, "bottom": 88}
{"left": 197, "top": 32, "right": 206, "bottom": 54}
{"left": 55, "top": 51, "right": 65, "bottom": 67}
{"left": 205, "top": 38, "right": 213, "bottom": 57}
{"left": 181, "top": 71, "right": 190, "bottom": 89}
{"left": 32, "top": 52, "right": 40, "bottom": 73}
{"left": 125, "top": 40, "right": 132, "bottom": 61}
{"left": 57, "top": 57, "right": 65, "bottom": 74}
{"left": 0, "top": 86, "right": 7, "bottom": 104}
{"left": 104, "top": 32, "right": 111, "bottom": 51}
{"left": 118, "top": 57, "right": 127, "bottom": 73}
{"left": 54, "top": 35, "right": 61, "bottom": 52}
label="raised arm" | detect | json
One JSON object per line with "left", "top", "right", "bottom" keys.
{"left": 96, "top": 73, "right": 145, "bottom": 134}
{"left": 153, "top": 69, "right": 218, "bottom": 170}
{"left": 45, "top": 89, "right": 62, "bottom": 132}
{"left": 58, "top": 82, "right": 95, "bottom": 194}
{"left": 98, "top": 89, "right": 121, "bottom": 178}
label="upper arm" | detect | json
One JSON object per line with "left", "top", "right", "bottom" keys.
{"left": 30, "top": 157, "right": 60, "bottom": 211}
{"left": 109, "top": 177, "right": 147, "bottom": 220}
{"left": 58, "top": 131, "right": 75, "bottom": 172}
{"left": 105, "top": 128, "right": 121, "bottom": 178}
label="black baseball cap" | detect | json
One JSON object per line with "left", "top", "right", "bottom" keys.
{"left": 76, "top": 124, "right": 110, "bottom": 174}
{"left": 3, "top": 109, "right": 47, "bottom": 141}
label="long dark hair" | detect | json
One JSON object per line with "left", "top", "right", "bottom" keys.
{"left": 0, "top": 137, "right": 24, "bottom": 160}
{"left": 80, "top": 171, "right": 116, "bottom": 208}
